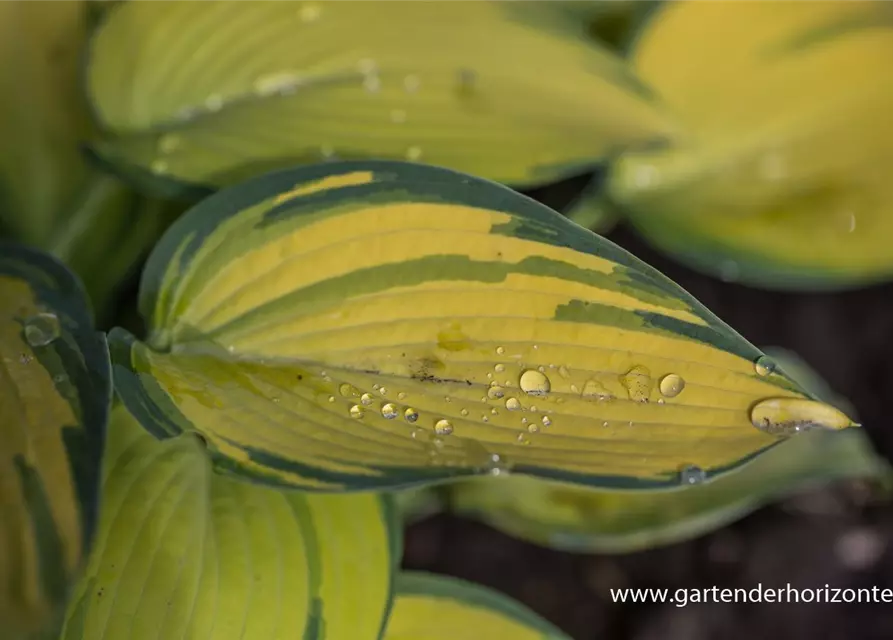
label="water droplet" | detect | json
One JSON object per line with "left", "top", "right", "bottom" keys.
{"left": 537, "top": 366, "right": 546, "bottom": 373}
{"left": 570, "top": 384, "right": 580, "bottom": 394}
{"left": 23, "top": 313, "right": 61, "bottom": 347}
{"left": 363, "top": 74, "right": 381, "bottom": 93}
{"left": 434, "top": 419, "right": 453, "bottom": 436}
{"left": 53, "top": 374, "right": 66, "bottom": 384}
{"left": 327, "top": 396, "right": 335, "bottom": 403}
{"left": 254, "top": 72, "right": 303, "bottom": 96}
{"left": 272, "top": 397, "right": 281, "bottom": 404}
{"left": 516, "top": 433, "right": 530, "bottom": 445}
{"left": 406, "top": 146, "right": 422, "bottom": 160}
{"left": 320, "top": 144, "right": 335, "bottom": 159}
{"left": 379, "top": 387, "right": 388, "bottom": 396}
{"left": 680, "top": 464, "right": 706, "bottom": 485}
{"left": 390, "top": 109, "right": 407, "bottom": 124}
{"left": 542, "top": 415, "right": 552, "bottom": 427}
{"left": 204, "top": 94, "right": 224, "bottom": 111}
{"left": 403, "top": 74, "right": 420, "bottom": 93}
{"left": 519, "top": 369, "right": 550, "bottom": 396}
{"left": 529, "top": 405, "right": 537, "bottom": 412}
{"left": 505, "top": 397, "right": 521, "bottom": 411}
{"left": 299, "top": 3, "right": 321, "bottom": 22}
{"left": 754, "top": 356, "right": 775, "bottom": 377}
{"left": 619, "top": 365, "right": 652, "bottom": 403}
{"left": 558, "top": 365, "right": 570, "bottom": 379}
{"left": 659, "top": 373, "right": 685, "bottom": 398}
{"left": 444, "top": 396, "right": 452, "bottom": 403}
{"left": 381, "top": 403, "right": 398, "bottom": 419}
{"left": 397, "top": 392, "right": 407, "bottom": 400}
{"left": 491, "top": 408, "right": 498, "bottom": 415}
{"left": 602, "top": 421, "right": 609, "bottom": 427}
{"left": 460, "top": 408, "right": 469, "bottom": 416}
{"left": 494, "top": 363, "right": 506, "bottom": 373}
{"left": 657, "top": 398, "right": 665, "bottom": 404}
{"left": 339, "top": 383, "right": 358, "bottom": 397}
{"left": 488, "top": 385, "right": 505, "bottom": 399}
{"left": 373, "top": 384, "right": 380, "bottom": 391}
{"left": 527, "top": 424, "right": 539, "bottom": 434}
{"left": 496, "top": 346, "right": 505, "bottom": 355}
{"left": 404, "top": 407, "right": 419, "bottom": 423}
{"left": 157, "top": 134, "right": 180, "bottom": 154}
{"left": 349, "top": 405, "right": 364, "bottom": 419}
{"left": 750, "top": 397, "right": 853, "bottom": 436}
{"left": 150, "top": 159, "right": 168, "bottom": 174}
{"left": 482, "top": 415, "right": 489, "bottom": 422}
{"left": 581, "top": 379, "right": 613, "bottom": 401}
{"left": 487, "top": 453, "right": 508, "bottom": 476}
{"left": 360, "top": 393, "right": 374, "bottom": 405}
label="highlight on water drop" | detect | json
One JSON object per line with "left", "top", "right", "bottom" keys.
{"left": 381, "top": 403, "right": 399, "bottom": 419}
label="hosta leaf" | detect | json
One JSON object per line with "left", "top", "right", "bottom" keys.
{"left": 0, "top": 242, "right": 110, "bottom": 639}
{"left": 110, "top": 160, "right": 856, "bottom": 492}
{"left": 85, "top": 0, "right": 673, "bottom": 193}
{"left": 608, "top": 1, "right": 893, "bottom": 289}
{"left": 61, "top": 405, "right": 400, "bottom": 640}
{"left": 451, "top": 345, "right": 887, "bottom": 553}
{"left": 0, "top": 1, "right": 92, "bottom": 244}
{"left": 384, "top": 572, "right": 569, "bottom": 640}
{"left": 452, "top": 425, "right": 887, "bottom": 554}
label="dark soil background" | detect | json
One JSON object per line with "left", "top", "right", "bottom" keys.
{"left": 402, "top": 188, "right": 893, "bottom": 640}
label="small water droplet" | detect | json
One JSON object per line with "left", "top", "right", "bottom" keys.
{"left": 157, "top": 134, "right": 180, "bottom": 154}
{"left": 542, "top": 415, "right": 552, "bottom": 427}
{"left": 496, "top": 346, "right": 505, "bottom": 355}
{"left": 404, "top": 407, "right": 419, "bottom": 423}
{"left": 339, "top": 383, "right": 358, "bottom": 397}
{"left": 659, "top": 373, "right": 685, "bottom": 398}
{"left": 299, "top": 3, "right": 321, "bottom": 22}
{"left": 360, "top": 393, "right": 374, "bottom": 405}
{"left": 570, "top": 384, "right": 580, "bottom": 394}
{"left": 487, "top": 453, "right": 508, "bottom": 476}
{"left": 390, "top": 109, "right": 407, "bottom": 124}
{"left": 379, "top": 387, "right": 388, "bottom": 396}
{"left": 397, "top": 392, "right": 407, "bottom": 400}
{"left": 754, "top": 356, "right": 775, "bottom": 377}
{"left": 657, "top": 398, "right": 665, "bottom": 404}
{"left": 558, "top": 365, "right": 570, "bottom": 379}
{"left": 327, "top": 396, "right": 335, "bottom": 403}
{"left": 204, "top": 94, "right": 224, "bottom": 111}
{"left": 460, "top": 408, "right": 469, "bottom": 416}
{"left": 602, "top": 421, "right": 609, "bottom": 427}
{"left": 527, "top": 423, "right": 539, "bottom": 434}
{"left": 381, "top": 403, "right": 398, "bottom": 419}
{"left": 254, "top": 71, "right": 303, "bottom": 96}
{"left": 516, "top": 433, "right": 530, "bottom": 445}
{"left": 373, "top": 384, "right": 380, "bottom": 391}
{"left": 23, "top": 313, "right": 61, "bottom": 347}
{"left": 403, "top": 74, "right": 420, "bottom": 93}
{"left": 53, "top": 374, "right": 66, "bottom": 384}
{"left": 491, "top": 408, "right": 498, "bottom": 415}
{"left": 494, "top": 363, "right": 505, "bottom": 373}
{"left": 619, "top": 365, "right": 652, "bottom": 403}
{"left": 505, "top": 397, "right": 521, "bottom": 411}
{"left": 529, "top": 405, "right": 537, "bottom": 412}
{"left": 434, "top": 419, "right": 453, "bottom": 436}
{"left": 320, "top": 144, "right": 335, "bottom": 159}
{"left": 444, "top": 396, "right": 452, "bottom": 403}
{"left": 581, "top": 379, "right": 613, "bottom": 401}
{"left": 272, "top": 397, "right": 281, "bottom": 404}
{"left": 349, "top": 405, "right": 364, "bottom": 419}
{"left": 482, "top": 415, "right": 489, "bottom": 422}
{"left": 406, "top": 146, "right": 422, "bottom": 160}
{"left": 750, "top": 397, "right": 853, "bottom": 436}
{"left": 519, "top": 369, "right": 550, "bottom": 396}
{"left": 488, "top": 385, "right": 505, "bottom": 399}
{"left": 680, "top": 464, "right": 706, "bottom": 485}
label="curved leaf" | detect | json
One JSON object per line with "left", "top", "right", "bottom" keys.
{"left": 451, "top": 427, "right": 887, "bottom": 554}
{"left": 110, "top": 160, "right": 856, "bottom": 492}
{"left": 0, "top": 242, "right": 110, "bottom": 639}
{"left": 608, "top": 1, "right": 893, "bottom": 290}
{"left": 61, "top": 405, "right": 400, "bottom": 640}
{"left": 450, "top": 345, "right": 887, "bottom": 553}
{"left": 384, "top": 572, "right": 569, "bottom": 640}
{"left": 85, "top": 0, "right": 673, "bottom": 193}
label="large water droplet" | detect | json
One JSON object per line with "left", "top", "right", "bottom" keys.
{"left": 434, "top": 419, "right": 453, "bottom": 436}
{"left": 619, "top": 365, "right": 652, "bottom": 402}
{"left": 360, "top": 393, "right": 374, "bottom": 406}
{"left": 754, "top": 356, "right": 775, "bottom": 377}
{"left": 24, "top": 313, "right": 61, "bottom": 347}
{"left": 581, "top": 379, "right": 613, "bottom": 401}
{"left": 381, "top": 403, "right": 398, "bottom": 419}
{"left": 659, "top": 373, "right": 685, "bottom": 398}
{"left": 349, "top": 405, "right": 364, "bottom": 419}
{"left": 505, "top": 397, "right": 521, "bottom": 411}
{"left": 680, "top": 464, "right": 706, "bottom": 485}
{"left": 519, "top": 369, "right": 550, "bottom": 396}
{"left": 404, "top": 407, "right": 419, "bottom": 423}
{"left": 750, "top": 398, "right": 853, "bottom": 436}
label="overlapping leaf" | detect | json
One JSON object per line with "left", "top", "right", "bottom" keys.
{"left": 61, "top": 405, "right": 400, "bottom": 639}
{"left": 384, "top": 572, "right": 569, "bottom": 640}
{"left": 607, "top": 1, "right": 893, "bottom": 289}
{"left": 0, "top": 242, "right": 110, "bottom": 639}
{"left": 110, "top": 160, "right": 856, "bottom": 493}
{"left": 85, "top": 0, "right": 673, "bottom": 193}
